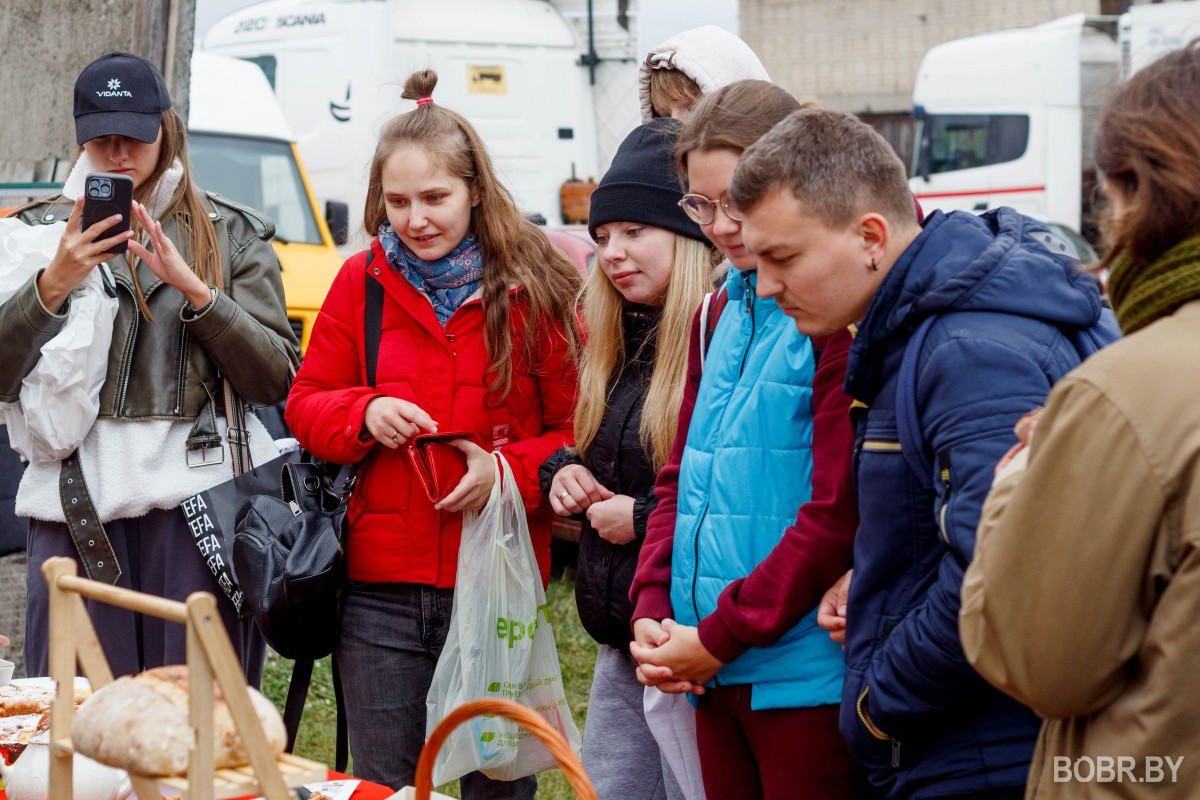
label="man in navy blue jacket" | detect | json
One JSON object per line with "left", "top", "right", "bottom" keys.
{"left": 729, "top": 108, "right": 1116, "bottom": 799}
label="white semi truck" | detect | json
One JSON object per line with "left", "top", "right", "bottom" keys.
{"left": 909, "top": 1, "right": 1200, "bottom": 238}
{"left": 202, "top": 0, "right": 600, "bottom": 246}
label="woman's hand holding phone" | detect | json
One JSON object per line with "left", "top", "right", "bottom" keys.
{"left": 37, "top": 197, "right": 134, "bottom": 310}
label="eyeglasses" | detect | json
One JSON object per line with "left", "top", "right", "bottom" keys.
{"left": 677, "top": 192, "right": 744, "bottom": 225}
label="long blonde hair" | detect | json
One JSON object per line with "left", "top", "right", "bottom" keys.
{"left": 363, "top": 69, "right": 581, "bottom": 399}
{"left": 574, "top": 234, "right": 715, "bottom": 470}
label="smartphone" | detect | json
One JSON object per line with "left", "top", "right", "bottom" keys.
{"left": 80, "top": 173, "right": 134, "bottom": 255}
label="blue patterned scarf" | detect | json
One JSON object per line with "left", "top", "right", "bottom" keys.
{"left": 378, "top": 222, "right": 484, "bottom": 326}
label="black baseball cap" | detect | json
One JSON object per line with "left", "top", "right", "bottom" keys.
{"left": 588, "top": 118, "right": 705, "bottom": 244}
{"left": 73, "top": 51, "right": 172, "bottom": 145}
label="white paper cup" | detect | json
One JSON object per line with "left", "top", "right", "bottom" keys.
{"left": 0, "top": 658, "right": 14, "bottom": 686}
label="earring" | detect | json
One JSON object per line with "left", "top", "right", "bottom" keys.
{"left": 870, "top": 258, "right": 879, "bottom": 272}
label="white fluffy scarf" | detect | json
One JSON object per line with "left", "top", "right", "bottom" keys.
{"left": 62, "top": 151, "right": 185, "bottom": 219}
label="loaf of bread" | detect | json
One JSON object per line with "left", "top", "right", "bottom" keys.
{"left": 71, "top": 666, "right": 286, "bottom": 776}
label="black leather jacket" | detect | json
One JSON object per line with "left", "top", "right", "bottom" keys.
{"left": 540, "top": 309, "right": 660, "bottom": 652}
{"left": 0, "top": 191, "right": 300, "bottom": 449}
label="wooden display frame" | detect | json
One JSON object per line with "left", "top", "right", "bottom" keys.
{"left": 41, "top": 556, "right": 325, "bottom": 800}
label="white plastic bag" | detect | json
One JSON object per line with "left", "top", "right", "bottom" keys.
{"left": 0, "top": 218, "right": 118, "bottom": 462}
{"left": 644, "top": 687, "right": 708, "bottom": 800}
{"left": 426, "top": 453, "right": 582, "bottom": 784}
{"left": 0, "top": 217, "right": 69, "bottom": 304}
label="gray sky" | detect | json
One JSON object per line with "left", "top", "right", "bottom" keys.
{"left": 638, "top": 0, "right": 739, "bottom": 54}
{"left": 195, "top": 0, "right": 256, "bottom": 42}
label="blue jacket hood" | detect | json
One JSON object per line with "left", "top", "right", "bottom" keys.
{"left": 848, "top": 208, "right": 1104, "bottom": 401}
{"left": 884, "top": 208, "right": 1102, "bottom": 333}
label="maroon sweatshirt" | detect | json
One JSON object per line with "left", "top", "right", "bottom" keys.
{"left": 629, "top": 307, "right": 858, "bottom": 664}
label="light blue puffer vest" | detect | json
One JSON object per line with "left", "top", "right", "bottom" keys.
{"left": 670, "top": 269, "right": 845, "bottom": 710}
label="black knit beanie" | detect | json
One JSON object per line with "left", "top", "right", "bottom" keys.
{"left": 588, "top": 118, "right": 706, "bottom": 244}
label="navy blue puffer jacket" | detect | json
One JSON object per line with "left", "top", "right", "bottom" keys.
{"left": 840, "top": 208, "right": 1116, "bottom": 798}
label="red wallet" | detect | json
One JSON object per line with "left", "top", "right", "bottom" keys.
{"left": 406, "top": 432, "right": 475, "bottom": 504}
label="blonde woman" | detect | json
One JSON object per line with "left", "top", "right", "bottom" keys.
{"left": 540, "top": 119, "right": 715, "bottom": 800}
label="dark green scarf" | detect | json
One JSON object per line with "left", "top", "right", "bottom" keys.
{"left": 1107, "top": 232, "right": 1200, "bottom": 334}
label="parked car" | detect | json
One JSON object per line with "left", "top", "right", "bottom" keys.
{"left": 544, "top": 224, "right": 595, "bottom": 276}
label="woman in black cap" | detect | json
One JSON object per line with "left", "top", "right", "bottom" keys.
{"left": 0, "top": 51, "right": 299, "bottom": 681}
{"left": 540, "top": 118, "right": 717, "bottom": 800}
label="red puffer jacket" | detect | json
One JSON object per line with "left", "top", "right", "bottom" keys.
{"left": 286, "top": 241, "right": 577, "bottom": 587}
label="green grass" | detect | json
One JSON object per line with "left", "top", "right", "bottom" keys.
{"left": 261, "top": 567, "right": 598, "bottom": 798}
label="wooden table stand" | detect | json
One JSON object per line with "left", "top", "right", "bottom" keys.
{"left": 41, "top": 556, "right": 325, "bottom": 800}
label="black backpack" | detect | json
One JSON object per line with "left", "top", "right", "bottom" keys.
{"left": 232, "top": 259, "right": 384, "bottom": 769}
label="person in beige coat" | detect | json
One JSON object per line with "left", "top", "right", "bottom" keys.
{"left": 960, "top": 42, "right": 1200, "bottom": 799}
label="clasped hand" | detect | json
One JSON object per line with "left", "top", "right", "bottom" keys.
{"left": 548, "top": 464, "right": 636, "bottom": 545}
{"left": 629, "top": 618, "right": 722, "bottom": 695}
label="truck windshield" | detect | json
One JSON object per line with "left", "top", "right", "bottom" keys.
{"left": 912, "top": 114, "right": 1030, "bottom": 177}
{"left": 188, "top": 132, "right": 322, "bottom": 245}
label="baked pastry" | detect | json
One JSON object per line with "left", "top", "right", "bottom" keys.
{"left": 0, "top": 712, "right": 50, "bottom": 765}
{"left": 71, "top": 666, "right": 286, "bottom": 776}
{"left": 0, "top": 684, "right": 89, "bottom": 717}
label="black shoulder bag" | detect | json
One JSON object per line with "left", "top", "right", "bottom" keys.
{"left": 233, "top": 257, "right": 384, "bottom": 770}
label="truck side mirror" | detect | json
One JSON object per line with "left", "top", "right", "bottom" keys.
{"left": 325, "top": 201, "right": 349, "bottom": 246}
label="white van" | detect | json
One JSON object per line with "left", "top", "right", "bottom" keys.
{"left": 202, "top": 0, "right": 599, "bottom": 245}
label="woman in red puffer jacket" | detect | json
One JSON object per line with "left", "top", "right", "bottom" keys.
{"left": 285, "top": 69, "right": 580, "bottom": 797}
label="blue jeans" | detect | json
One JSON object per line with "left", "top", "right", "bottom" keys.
{"left": 337, "top": 582, "right": 537, "bottom": 798}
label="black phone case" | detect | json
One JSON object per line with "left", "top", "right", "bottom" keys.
{"left": 80, "top": 172, "right": 134, "bottom": 255}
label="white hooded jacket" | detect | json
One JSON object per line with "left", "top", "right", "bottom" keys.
{"left": 639, "top": 25, "right": 770, "bottom": 122}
